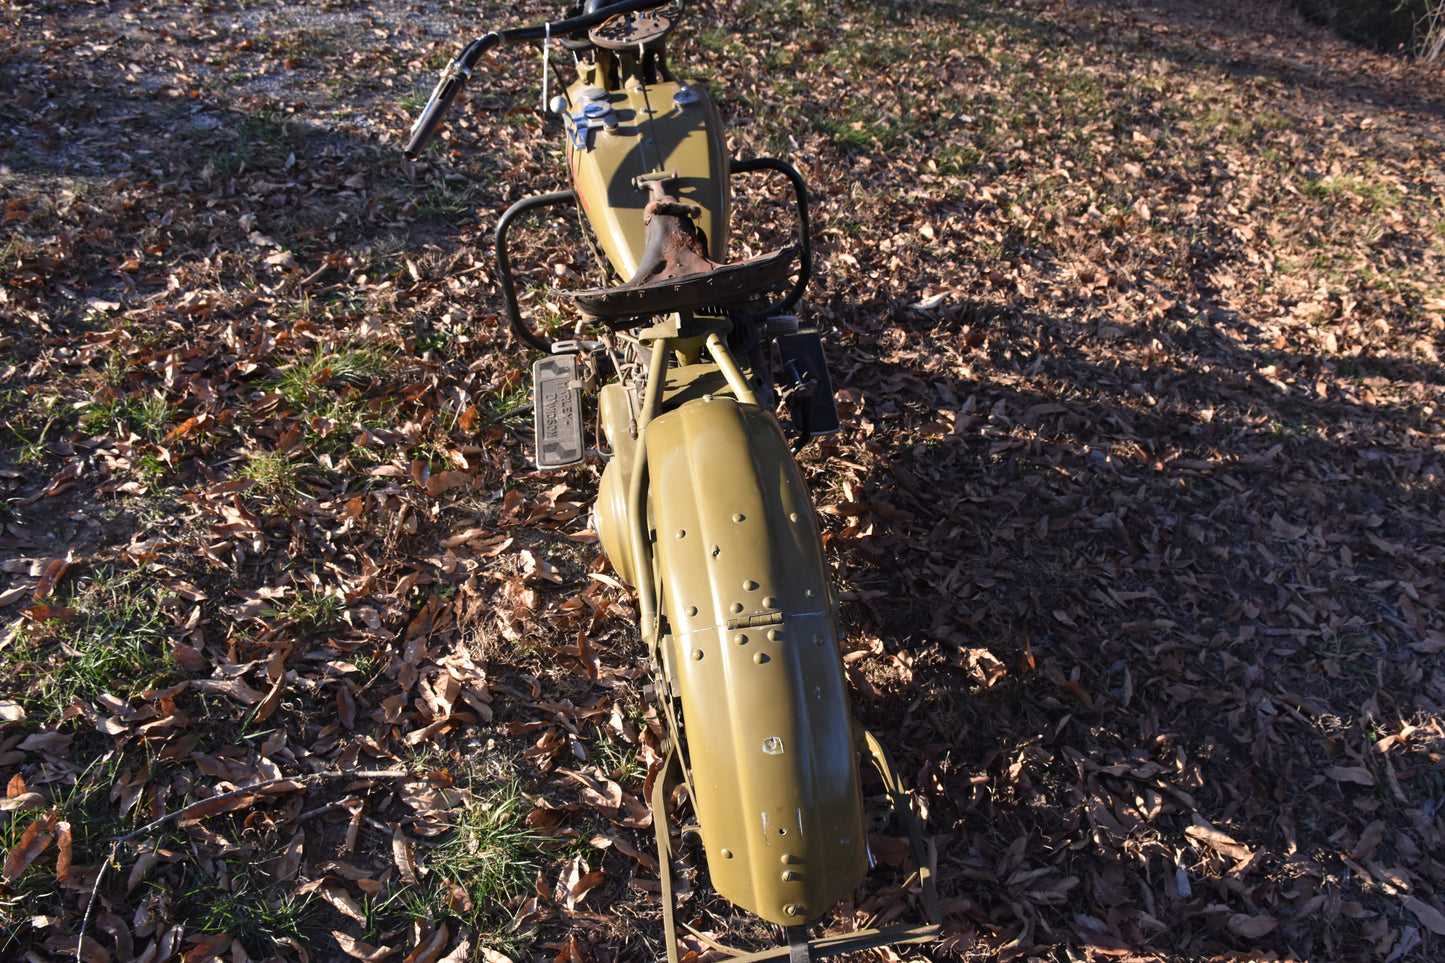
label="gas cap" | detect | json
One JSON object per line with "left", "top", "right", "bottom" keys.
{"left": 673, "top": 87, "right": 699, "bottom": 107}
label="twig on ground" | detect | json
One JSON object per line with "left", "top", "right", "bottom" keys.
{"left": 75, "top": 841, "right": 117, "bottom": 963}
{"left": 111, "top": 769, "right": 410, "bottom": 843}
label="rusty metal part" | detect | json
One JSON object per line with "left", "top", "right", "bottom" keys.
{"left": 632, "top": 177, "right": 715, "bottom": 286}
{"left": 567, "top": 176, "right": 796, "bottom": 322}
{"left": 565, "top": 77, "right": 731, "bottom": 278}
{"left": 590, "top": 7, "right": 676, "bottom": 49}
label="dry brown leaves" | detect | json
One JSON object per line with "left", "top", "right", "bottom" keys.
{"left": 1, "top": 0, "right": 1444, "bottom": 960}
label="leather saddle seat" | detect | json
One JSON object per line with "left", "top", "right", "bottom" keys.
{"left": 564, "top": 178, "right": 797, "bottom": 324}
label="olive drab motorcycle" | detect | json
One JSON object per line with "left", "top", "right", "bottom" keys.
{"left": 403, "top": 1, "right": 940, "bottom": 958}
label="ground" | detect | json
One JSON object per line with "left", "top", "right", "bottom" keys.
{"left": 1, "top": 0, "right": 1444, "bottom": 961}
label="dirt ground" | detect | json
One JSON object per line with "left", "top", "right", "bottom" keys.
{"left": 2, "top": 0, "right": 1444, "bottom": 960}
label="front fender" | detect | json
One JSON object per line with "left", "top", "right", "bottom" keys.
{"left": 646, "top": 395, "right": 867, "bottom": 925}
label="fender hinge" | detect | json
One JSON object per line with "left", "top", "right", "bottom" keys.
{"left": 725, "top": 610, "right": 785, "bottom": 630}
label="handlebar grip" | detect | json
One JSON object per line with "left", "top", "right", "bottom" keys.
{"left": 402, "top": 34, "right": 501, "bottom": 160}
{"left": 403, "top": 65, "right": 466, "bottom": 160}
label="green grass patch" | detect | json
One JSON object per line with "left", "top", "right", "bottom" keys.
{"left": 266, "top": 346, "right": 397, "bottom": 443}
{"left": 179, "top": 865, "right": 318, "bottom": 958}
{"left": 695, "top": 26, "right": 747, "bottom": 57}
{"left": 272, "top": 347, "right": 390, "bottom": 406}
{"left": 433, "top": 786, "right": 547, "bottom": 909}
{"left": 266, "top": 589, "right": 344, "bottom": 628}
{"left": 476, "top": 380, "right": 533, "bottom": 426}
{"left": 3, "top": 569, "right": 181, "bottom": 710}
{"left": 3, "top": 414, "right": 61, "bottom": 466}
{"left": 77, "top": 390, "right": 173, "bottom": 442}
{"left": 593, "top": 727, "right": 644, "bottom": 786}
{"left": 240, "top": 450, "right": 299, "bottom": 497}
{"left": 1298, "top": 171, "right": 1405, "bottom": 212}
{"left": 210, "top": 109, "right": 304, "bottom": 176}
{"left": 411, "top": 183, "right": 480, "bottom": 224}
{"left": 357, "top": 782, "right": 553, "bottom": 942}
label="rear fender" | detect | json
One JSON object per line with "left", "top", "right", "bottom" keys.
{"left": 646, "top": 395, "right": 867, "bottom": 925}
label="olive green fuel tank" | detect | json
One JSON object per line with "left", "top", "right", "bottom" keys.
{"left": 645, "top": 395, "right": 868, "bottom": 925}
{"left": 564, "top": 73, "right": 731, "bottom": 278}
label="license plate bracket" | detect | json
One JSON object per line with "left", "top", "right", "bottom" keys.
{"left": 777, "top": 330, "right": 840, "bottom": 436}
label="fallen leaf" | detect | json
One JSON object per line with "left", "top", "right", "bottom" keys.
{"left": 333, "top": 930, "right": 398, "bottom": 962}
{"left": 17, "top": 731, "right": 72, "bottom": 756}
{"left": 1352, "top": 819, "right": 1387, "bottom": 861}
{"left": 1227, "top": 914, "right": 1278, "bottom": 938}
{"left": 867, "top": 833, "right": 911, "bottom": 868}
{"left": 1326, "top": 766, "right": 1375, "bottom": 787}
{"left": 404, "top": 922, "right": 450, "bottom": 963}
{"left": 440, "top": 935, "right": 481, "bottom": 963}
{"left": 425, "top": 471, "right": 473, "bottom": 496}
{"left": 176, "top": 793, "right": 259, "bottom": 823}
{"left": 1405, "top": 897, "right": 1445, "bottom": 936}
{"left": 1184, "top": 815, "right": 1253, "bottom": 862}
{"left": 53, "top": 820, "right": 72, "bottom": 883}
{"left": 3, "top": 811, "right": 58, "bottom": 882}
{"left": 189, "top": 677, "right": 267, "bottom": 705}
{"left": 391, "top": 824, "right": 420, "bottom": 884}
{"left": 274, "top": 830, "right": 304, "bottom": 881}
{"left": 127, "top": 842, "right": 159, "bottom": 894}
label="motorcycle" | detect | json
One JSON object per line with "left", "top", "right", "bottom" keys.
{"left": 404, "top": 2, "right": 940, "bottom": 958}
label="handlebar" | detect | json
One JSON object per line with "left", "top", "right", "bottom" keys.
{"left": 403, "top": 0, "right": 677, "bottom": 160}
{"left": 403, "top": 34, "right": 500, "bottom": 160}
